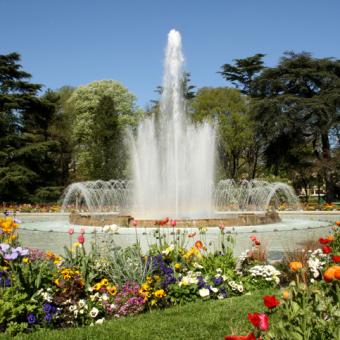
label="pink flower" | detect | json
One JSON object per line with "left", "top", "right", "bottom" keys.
{"left": 68, "top": 228, "right": 74, "bottom": 235}
{"left": 250, "top": 235, "right": 257, "bottom": 242}
{"left": 77, "top": 234, "right": 85, "bottom": 244}
{"left": 132, "top": 220, "right": 138, "bottom": 226}
{"left": 219, "top": 224, "right": 225, "bottom": 231}
{"left": 171, "top": 219, "right": 177, "bottom": 227}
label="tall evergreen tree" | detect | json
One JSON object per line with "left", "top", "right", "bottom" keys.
{"left": 0, "top": 53, "right": 42, "bottom": 201}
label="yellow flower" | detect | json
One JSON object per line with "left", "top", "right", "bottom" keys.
{"left": 146, "top": 276, "right": 153, "bottom": 284}
{"left": 150, "top": 299, "right": 157, "bottom": 306}
{"left": 46, "top": 251, "right": 55, "bottom": 258}
{"left": 54, "top": 278, "right": 60, "bottom": 286}
{"left": 22, "top": 258, "right": 30, "bottom": 264}
{"left": 100, "top": 278, "right": 109, "bottom": 286}
{"left": 93, "top": 283, "right": 102, "bottom": 291}
{"left": 154, "top": 289, "right": 166, "bottom": 298}
{"left": 141, "top": 283, "right": 150, "bottom": 290}
{"left": 154, "top": 275, "right": 161, "bottom": 282}
{"left": 107, "top": 285, "right": 118, "bottom": 296}
{"left": 63, "top": 274, "right": 71, "bottom": 280}
{"left": 174, "top": 263, "right": 181, "bottom": 270}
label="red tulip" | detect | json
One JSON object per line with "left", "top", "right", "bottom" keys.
{"left": 224, "top": 334, "right": 257, "bottom": 340}
{"left": 255, "top": 240, "right": 261, "bottom": 246}
{"left": 171, "top": 219, "right": 177, "bottom": 227}
{"left": 195, "top": 240, "right": 203, "bottom": 249}
{"left": 77, "top": 234, "right": 85, "bottom": 244}
{"left": 332, "top": 255, "right": 340, "bottom": 263}
{"left": 319, "top": 237, "right": 331, "bottom": 244}
{"left": 263, "top": 295, "right": 280, "bottom": 309}
{"left": 250, "top": 235, "right": 257, "bottom": 242}
{"left": 248, "top": 313, "right": 269, "bottom": 331}
{"left": 322, "top": 246, "right": 332, "bottom": 254}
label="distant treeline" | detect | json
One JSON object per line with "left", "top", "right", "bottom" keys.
{"left": 0, "top": 52, "right": 339, "bottom": 203}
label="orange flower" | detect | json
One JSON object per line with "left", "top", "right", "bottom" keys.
{"left": 194, "top": 240, "right": 203, "bottom": 249}
{"left": 289, "top": 261, "right": 303, "bottom": 271}
{"left": 324, "top": 267, "right": 336, "bottom": 282}
{"left": 327, "top": 235, "right": 334, "bottom": 242}
{"left": 282, "top": 290, "right": 290, "bottom": 300}
{"left": 335, "top": 268, "right": 340, "bottom": 280}
{"left": 336, "top": 221, "right": 340, "bottom": 226}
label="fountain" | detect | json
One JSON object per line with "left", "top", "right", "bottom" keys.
{"left": 61, "top": 29, "right": 299, "bottom": 227}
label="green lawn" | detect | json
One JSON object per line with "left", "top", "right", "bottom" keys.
{"left": 11, "top": 288, "right": 278, "bottom": 340}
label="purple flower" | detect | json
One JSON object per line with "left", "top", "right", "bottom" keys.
{"left": 4, "top": 252, "right": 18, "bottom": 261}
{"left": 43, "top": 303, "right": 53, "bottom": 313}
{"left": 0, "top": 243, "right": 10, "bottom": 252}
{"left": 5, "top": 277, "right": 11, "bottom": 287}
{"left": 219, "top": 286, "right": 228, "bottom": 298}
{"left": 20, "top": 248, "right": 29, "bottom": 256}
{"left": 213, "top": 276, "right": 223, "bottom": 286}
{"left": 44, "top": 313, "right": 52, "bottom": 323}
{"left": 27, "top": 313, "right": 36, "bottom": 324}
{"left": 14, "top": 218, "right": 21, "bottom": 224}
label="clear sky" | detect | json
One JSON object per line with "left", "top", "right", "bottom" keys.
{"left": 1, "top": 0, "right": 340, "bottom": 107}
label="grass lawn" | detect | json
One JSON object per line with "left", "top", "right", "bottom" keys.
{"left": 11, "top": 288, "right": 279, "bottom": 340}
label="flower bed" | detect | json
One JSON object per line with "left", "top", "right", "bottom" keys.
{"left": 0, "top": 214, "right": 339, "bottom": 337}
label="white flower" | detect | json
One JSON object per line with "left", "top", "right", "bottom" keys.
{"left": 162, "top": 244, "right": 175, "bottom": 255}
{"left": 78, "top": 299, "right": 86, "bottom": 308}
{"left": 217, "top": 294, "right": 225, "bottom": 300}
{"left": 69, "top": 305, "right": 76, "bottom": 312}
{"left": 90, "top": 307, "right": 99, "bottom": 318}
{"left": 216, "top": 268, "right": 222, "bottom": 274}
{"left": 211, "top": 287, "right": 218, "bottom": 293}
{"left": 199, "top": 288, "right": 210, "bottom": 297}
{"left": 237, "top": 284, "right": 244, "bottom": 293}
{"left": 193, "top": 262, "right": 203, "bottom": 269}
{"left": 103, "top": 225, "right": 110, "bottom": 233}
{"left": 101, "top": 293, "right": 109, "bottom": 301}
{"left": 95, "top": 318, "right": 105, "bottom": 325}
{"left": 103, "top": 224, "right": 118, "bottom": 233}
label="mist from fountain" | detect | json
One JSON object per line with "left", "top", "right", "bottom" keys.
{"left": 129, "top": 29, "right": 216, "bottom": 219}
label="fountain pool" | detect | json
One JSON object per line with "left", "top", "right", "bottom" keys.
{"left": 17, "top": 212, "right": 338, "bottom": 259}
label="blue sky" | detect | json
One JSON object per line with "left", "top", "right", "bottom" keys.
{"left": 1, "top": 0, "right": 340, "bottom": 107}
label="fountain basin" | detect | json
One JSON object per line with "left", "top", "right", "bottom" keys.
{"left": 69, "top": 211, "right": 281, "bottom": 227}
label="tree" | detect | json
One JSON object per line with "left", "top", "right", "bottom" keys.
{"left": 0, "top": 52, "right": 42, "bottom": 201}
{"left": 219, "top": 54, "right": 265, "bottom": 94}
{"left": 192, "top": 87, "right": 257, "bottom": 180}
{"left": 90, "top": 96, "right": 125, "bottom": 179}
{"left": 67, "top": 80, "right": 141, "bottom": 180}
{"left": 252, "top": 52, "right": 340, "bottom": 201}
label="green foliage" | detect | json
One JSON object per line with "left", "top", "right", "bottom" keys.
{"left": 68, "top": 80, "right": 142, "bottom": 180}
{"left": 9, "top": 259, "right": 57, "bottom": 296}
{"left": 0, "top": 287, "right": 37, "bottom": 335}
{"left": 98, "top": 240, "right": 153, "bottom": 286}
{"left": 219, "top": 53, "right": 265, "bottom": 94}
{"left": 266, "top": 281, "right": 340, "bottom": 340}
{"left": 192, "top": 87, "right": 259, "bottom": 179}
